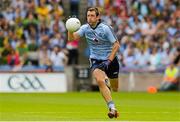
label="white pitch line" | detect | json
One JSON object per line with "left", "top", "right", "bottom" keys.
{"left": 20, "top": 111, "right": 180, "bottom": 114}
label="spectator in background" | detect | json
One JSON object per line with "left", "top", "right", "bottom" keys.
{"left": 25, "top": 23, "right": 38, "bottom": 44}
{"left": 7, "top": 48, "right": 20, "bottom": 66}
{"left": 8, "top": 29, "right": 18, "bottom": 50}
{"left": 38, "top": 23, "right": 50, "bottom": 45}
{"left": 88, "top": 0, "right": 104, "bottom": 7}
{"left": 14, "top": 5, "right": 26, "bottom": 25}
{"left": 38, "top": 44, "right": 51, "bottom": 66}
{"left": 118, "top": 36, "right": 129, "bottom": 53}
{"left": 50, "top": 45, "right": 68, "bottom": 67}
{"left": 135, "top": 48, "right": 150, "bottom": 69}
{"left": 160, "top": 41, "right": 173, "bottom": 67}
{"left": 2, "top": 7, "right": 14, "bottom": 22}
{"left": 48, "top": 0, "right": 64, "bottom": 17}
{"left": 45, "top": 58, "right": 53, "bottom": 72}
{"left": 36, "top": 0, "right": 50, "bottom": 24}
{"left": 1, "top": 42, "right": 13, "bottom": 65}
{"left": 7, "top": 28, "right": 15, "bottom": 43}
{"left": 25, "top": 0, "right": 36, "bottom": 12}
{"left": 123, "top": 42, "right": 138, "bottom": 68}
{"left": 49, "top": 12, "right": 66, "bottom": 39}
{"left": 22, "top": 12, "right": 39, "bottom": 31}
{"left": 66, "top": 39, "right": 79, "bottom": 65}
{"left": 148, "top": 45, "right": 162, "bottom": 70}
{"left": 27, "top": 35, "right": 39, "bottom": 66}
{"left": 0, "top": 27, "right": 5, "bottom": 52}
{"left": 70, "top": 0, "right": 79, "bottom": 16}
{"left": 49, "top": 32, "right": 65, "bottom": 49}
{"left": 167, "top": 18, "right": 178, "bottom": 38}
{"left": 140, "top": 16, "right": 157, "bottom": 36}
{"left": 137, "top": 0, "right": 150, "bottom": 17}
{"left": 16, "top": 35, "right": 28, "bottom": 65}
{"left": 45, "top": 64, "right": 53, "bottom": 72}
{"left": 158, "top": 61, "right": 179, "bottom": 91}
{"left": 11, "top": 0, "right": 25, "bottom": 10}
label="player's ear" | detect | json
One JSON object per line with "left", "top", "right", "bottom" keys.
{"left": 97, "top": 15, "right": 100, "bottom": 20}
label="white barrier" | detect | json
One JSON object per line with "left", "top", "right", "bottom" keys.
{"left": 0, "top": 73, "right": 67, "bottom": 92}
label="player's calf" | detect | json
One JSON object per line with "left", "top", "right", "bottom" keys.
{"left": 110, "top": 78, "right": 118, "bottom": 92}
{"left": 105, "top": 78, "right": 111, "bottom": 90}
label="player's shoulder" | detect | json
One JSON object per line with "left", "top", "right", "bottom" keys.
{"left": 100, "top": 22, "right": 113, "bottom": 29}
{"left": 80, "top": 23, "right": 89, "bottom": 29}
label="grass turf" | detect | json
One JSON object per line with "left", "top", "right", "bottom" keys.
{"left": 0, "top": 92, "right": 180, "bottom": 121}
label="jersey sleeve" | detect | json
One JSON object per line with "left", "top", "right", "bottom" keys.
{"left": 76, "top": 24, "right": 87, "bottom": 37}
{"left": 105, "top": 25, "right": 118, "bottom": 43}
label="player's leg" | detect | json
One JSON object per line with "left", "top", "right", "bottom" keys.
{"left": 93, "top": 69, "right": 112, "bottom": 103}
{"left": 109, "top": 78, "right": 118, "bottom": 92}
{"left": 159, "top": 82, "right": 178, "bottom": 91}
{"left": 92, "top": 69, "right": 119, "bottom": 118}
{"left": 106, "top": 57, "right": 120, "bottom": 92}
{"left": 104, "top": 56, "right": 120, "bottom": 118}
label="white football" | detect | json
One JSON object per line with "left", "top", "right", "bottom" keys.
{"left": 65, "top": 18, "right": 81, "bottom": 32}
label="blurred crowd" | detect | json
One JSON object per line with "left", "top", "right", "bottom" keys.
{"left": 0, "top": 0, "right": 70, "bottom": 71}
{"left": 0, "top": 0, "right": 179, "bottom": 72}
{"left": 92, "top": 0, "right": 180, "bottom": 72}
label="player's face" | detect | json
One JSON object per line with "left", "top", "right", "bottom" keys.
{"left": 87, "top": 11, "right": 99, "bottom": 26}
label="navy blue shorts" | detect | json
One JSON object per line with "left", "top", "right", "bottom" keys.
{"left": 89, "top": 57, "right": 120, "bottom": 79}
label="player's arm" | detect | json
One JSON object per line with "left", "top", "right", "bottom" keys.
{"left": 68, "top": 31, "right": 80, "bottom": 41}
{"left": 108, "top": 41, "right": 120, "bottom": 61}
{"left": 105, "top": 25, "right": 120, "bottom": 61}
{"left": 98, "top": 40, "right": 120, "bottom": 71}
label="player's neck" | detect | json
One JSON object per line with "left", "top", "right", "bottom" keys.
{"left": 90, "top": 20, "right": 101, "bottom": 29}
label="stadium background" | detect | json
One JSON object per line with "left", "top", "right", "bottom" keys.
{"left": 0, "top": 0, "right": 180, "bottom": 121}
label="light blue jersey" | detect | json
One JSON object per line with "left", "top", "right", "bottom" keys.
{"left": 76, "top": 22, "right": 118, "bottom": 60}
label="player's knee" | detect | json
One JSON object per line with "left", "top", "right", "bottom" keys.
{"left": 93, "top": 69, "right": 107, "bottom": 86}
{"left": 96, "top": 77, "right": 106, "bottom": 86}
{"left": 96, "top": 76, "right": 105, "bottom": 86}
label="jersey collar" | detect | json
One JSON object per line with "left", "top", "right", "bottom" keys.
{"left": 90, "top": 20, "right": 101, "bottom": 30}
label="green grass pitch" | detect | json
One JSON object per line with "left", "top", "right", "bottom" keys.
{"left": 0, "top": 92, "right": 180, "bottom": 121}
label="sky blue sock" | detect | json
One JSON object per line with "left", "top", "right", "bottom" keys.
{"left": 107, "top": 101, "right": 115, "bottom": 110}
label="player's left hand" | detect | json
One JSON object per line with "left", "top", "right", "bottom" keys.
{"left": 98, "top": 59, "right": 111, "bottom": 71}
